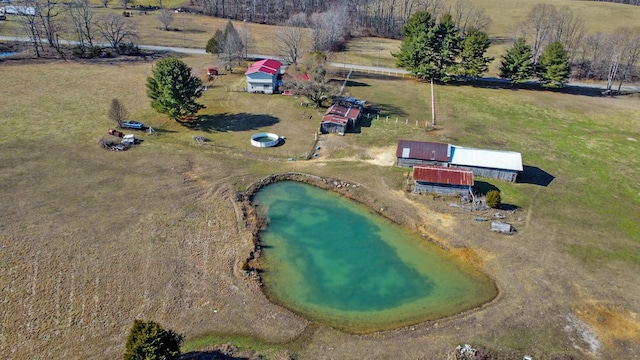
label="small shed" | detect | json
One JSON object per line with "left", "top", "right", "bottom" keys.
{"left": 396, "top": 140, "right": 451, "bottom": 168}
{"left": 491, "top": 221, "right": 515, "bottom": 234}
{"left": 245, "top": 59, "right": 282, "bottom": 94}
{"left": 449, "top": 146, "right": 523, "bottom": 182}
{"left": 320, "top": 104, "right": 361, "bottom": 136}
{"left": 413, "top": 165, "right": 474, "bottom": 195}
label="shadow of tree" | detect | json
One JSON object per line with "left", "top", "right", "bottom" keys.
{"left": 181, "top": 351, "right": 250, "bottom": 360}
{"left": 444, "top": 78, "right": 605, "bottom": 97}
{"left": 344, "top": 80, "right": 370, "bottom": 87}
{"left": 364, "top": 102, "right": 407, "bottom": 118}
{"left": 517, "top": 165, "right": 555, "bottom": 187}
{"left": 180, "top": 113, "right": 280, "bottom": 132}
{"left": 473, "top": 180, "right": 500, "bottom": 196}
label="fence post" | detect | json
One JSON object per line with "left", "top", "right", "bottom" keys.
{"left": 405, "top": 118, "right": 408, "bottom": 124}
{"left": 416, "top": 121, "right": 418, "bottom": 126}
{"left": 377, "top": 114, "right": 379, "bottom": 120}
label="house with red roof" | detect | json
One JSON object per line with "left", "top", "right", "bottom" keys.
{"left": 412, "top": 165, "right": 474, "bottom": 196}
{"left": 245, "top": 59, "right": 282, "bottom": 94}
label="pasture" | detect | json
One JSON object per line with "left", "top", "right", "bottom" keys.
{"left": 1, "top": 52, "right": 640, "bottom": 359}
{"left": 2, "top": 0, "right": 640, "bottom": 358}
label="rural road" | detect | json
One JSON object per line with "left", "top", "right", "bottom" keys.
{"left": 2, "top": 36, "right": 638, "bottom": 92}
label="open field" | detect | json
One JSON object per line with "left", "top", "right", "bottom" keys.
{"left": 1, "top": 51, "right": 640, "bottom": 359}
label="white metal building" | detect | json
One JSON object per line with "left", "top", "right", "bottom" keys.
{"left": 449, "top": 146, "right": 523, "bottom": 182}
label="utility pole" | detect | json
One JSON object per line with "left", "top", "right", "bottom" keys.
{"left": 430, "top": 78, "right": 436, "bottom": 128}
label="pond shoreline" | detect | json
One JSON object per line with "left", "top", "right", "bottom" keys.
{"left": 235, "top": 172, "right": 502, "bottom": 334}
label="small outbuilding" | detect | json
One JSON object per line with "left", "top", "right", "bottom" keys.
{"left": 413, "top": 164, "right": 474, "bottom": 196}
{"left": 396, "top": 140, "right": 451, "bottom": 168}
{"left": 320, "top": 104, "right": 361, "bottom": 135}
{"left": 491, "top": 221, "right": 515, "bottom": 234}
{"left": 449, "top": 146, "right": 523, "bottom": 182}
{"left": 245, "top": 59, "right": 282, "bottom": 94}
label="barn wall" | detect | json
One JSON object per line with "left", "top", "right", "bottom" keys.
{"left": 320, "top": 123, "right": 346, "bottom": 135}
{"left": 414, "top": 182, "right": 470, "bottom": 195}
{"left": 455, "top": 166, "right": 518, "bottom": 182}
{"left": 397, "top": 158, "right": 449, "bottom": 168}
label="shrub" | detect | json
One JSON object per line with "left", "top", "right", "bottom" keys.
{"left": 486, "top": 190, "right": 501, "bottom": 208}
{"left": 124, "top": 320, "right": 183, "bottom": 360}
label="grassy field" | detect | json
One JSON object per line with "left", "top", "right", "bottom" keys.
{"left": 2, "top": 1, "right": 640, "bottom": 359}
{"left": 1, "top": 52, "right": 640, "bottom": 359}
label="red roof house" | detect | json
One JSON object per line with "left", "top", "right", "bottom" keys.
{"left": 245, "top": 59, "right": 282, "bottom": 94}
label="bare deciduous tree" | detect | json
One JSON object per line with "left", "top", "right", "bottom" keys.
{"left": 109, "top": 98, "right": 129, "bottom": 126}
{"left": 309, "top": 5, "right": 349, "bottom": 52}
{"left": 282, "top": 53, "right": 337, "bottom": 107}
{"left": 275, "top": 26, "right": 308, "bottom": 64}
{"left": 521, "top": 3, "right": 556, "bottom": 62}
{"left": 66, "top": 0, "right": 96, "bottom": 49}
{"left": 16, "top": 2, "right": 45, "bottom": 57}
{"left": 519, "top": 4, "right": 584, "bottom": 64}
{"left": 96, "top": 14, "right": 137, "bottom": 54}
{"left": 157, "top": 9, "right": 174, "bottom": 31}
{"left": 453, "top": 0, "right": 491, "bottom": 35}
{"left": 101, "top": 0, "right": 110, "bottom": 8}
{"left": 603, "top": 27, "right": 640, "bottom": 93}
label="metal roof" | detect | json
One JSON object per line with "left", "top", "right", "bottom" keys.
{"left": 413, "top": 165, "right": 474, "bottom": 186}
{"left": 245, "top": 59, "right": 282, "bottom": 76}
{"left": 450, "top": 146, "right": 523, "bottom": 171}
{"left": 321, "top": 104, "right": 361, "bottom": 126}
{"left": 396, "top": 140, "right": 451, "bottom": 162}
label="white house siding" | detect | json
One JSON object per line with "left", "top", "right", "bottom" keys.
{"left": 246, "top": 72, "right": 277, "bottom": 94}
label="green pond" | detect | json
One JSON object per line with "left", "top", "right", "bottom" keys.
{"left": 253, "top": 181, "right": 497, "bottom": 333}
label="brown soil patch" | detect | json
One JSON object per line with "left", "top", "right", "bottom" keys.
{"left": 574, "top": 301, "right": 640, "bottom": 353}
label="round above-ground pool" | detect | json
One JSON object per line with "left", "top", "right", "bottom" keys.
{"left": 251, "top": 132, "right": 280, "bottom": 148}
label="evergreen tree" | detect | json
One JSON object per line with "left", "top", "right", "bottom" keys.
{"left": 205, "top": 21, "right": 244, "bottom": 72}
{"left": 499, "top": 38, "right": 535, "bottom": 84}
{"left": 538, "top": 41, "right": 570, "bottom": 88}
{"left": 434, "top": 14, "right": 462, "bottom": 81}
{"left": 124, "top": 320, "right": 183, "bottom": 360}
{"left": 205, "top": 29, "right": 224, "bottom": 55}
{"left": 146, "top": 57, "right": 205, "bottom": 121}
{"left": 395, "top": 11, "right": 439, "bottom": 80}
{"left": 458, "top": 28, "right": 493, "bottom": 79}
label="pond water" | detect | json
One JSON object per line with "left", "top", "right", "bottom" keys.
{"left": 0, "top": 52, "right": 19, "bottom": 58}
{"left": 253, "top": 181, "right": 497, "bottom": 333}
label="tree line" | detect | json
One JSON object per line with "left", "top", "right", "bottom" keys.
{"left": 13, "top": 0, "right": 142, "bottom": 57}
{"left": 193, "top": 0, "right": 491, "bottom": 39}
{"left": 393, "top": 3, "right": 640, "bottom": 90}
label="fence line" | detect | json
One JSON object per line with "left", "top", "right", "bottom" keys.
{"left": 364, "top": 112, "right": 433, "bottom": 129}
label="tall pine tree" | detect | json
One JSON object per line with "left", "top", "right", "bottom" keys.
{"left": 538, "top": 41, "right": 570, "bottom": 88}
{"left": 458, "top": 28, "right": 493, "bottom": 79}
{"left": 500, "top": 38, "right": 535, "bottom": 84}
{"left": 146, "top": 57, "right": 205, "bottom": 121}
{"left": 434, "top": 14, "right": 461, "bottom": 81}
{"left": 395, "top": 11, "right": 439, "bottom": 80}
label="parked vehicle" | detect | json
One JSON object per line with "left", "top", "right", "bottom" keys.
{"left": 122, "top": 134, "right": 136, "bottom": 145}
{"left": 108, "top": 128, "right": 124, "bottom": 137}
{"left": 121, "top": 121, "right": 145, "bottom": 129}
